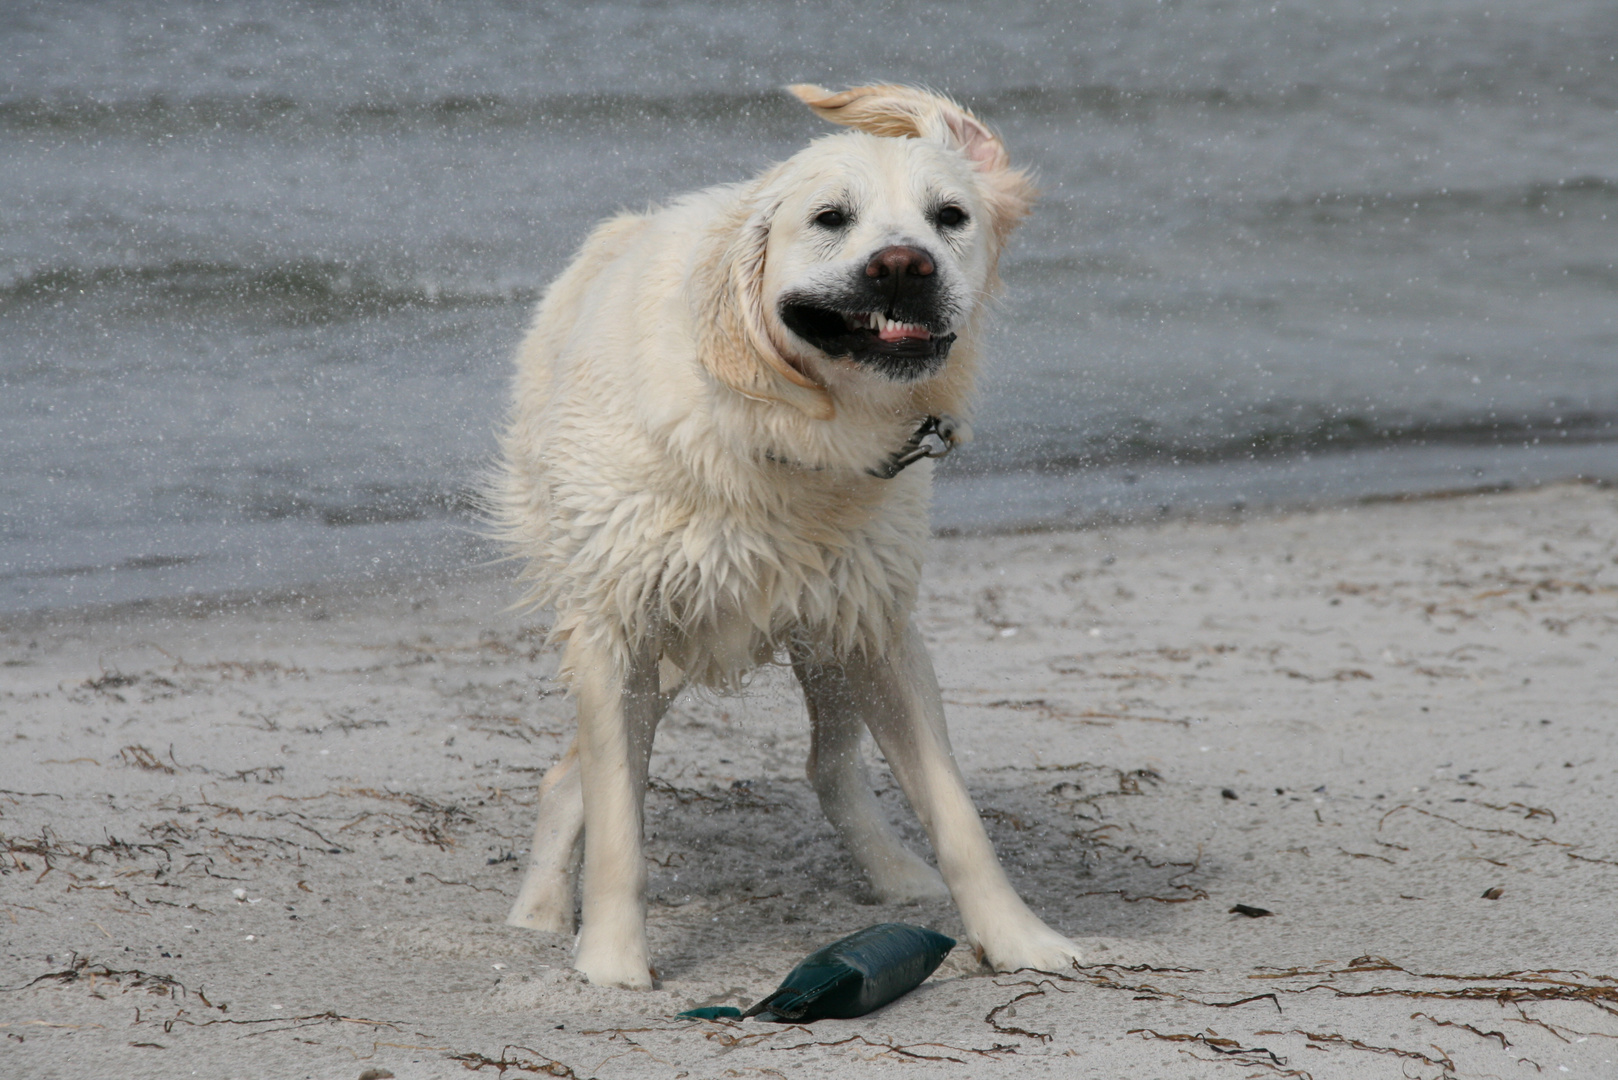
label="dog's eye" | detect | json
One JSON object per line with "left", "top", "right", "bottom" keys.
{"left": 935, "top": 205, "right": 968, "bottom": 228}
{"left": 814, "top": 209, "right": 848, "bottom": 228}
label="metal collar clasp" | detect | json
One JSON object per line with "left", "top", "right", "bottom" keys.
{"left": 867, "top": 415, "right": 957, "bottom": 479}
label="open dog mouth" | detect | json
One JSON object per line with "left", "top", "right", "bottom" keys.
{"left": 779, "top": 301, "right": 957, "bottom": 377}
{"left": 846, "top": 310, "right": 934, "bottom": 342}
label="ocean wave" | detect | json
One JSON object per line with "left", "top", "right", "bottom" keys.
{"left": 0, "top": 89, "right": 805, "bottom": 138}
{"left": 1256, "top": 176, "right": 1618, "bottom": 223}
{"left": 0, "top": 259, "right": 537, "bottom": 317}
{"left": 0, "top": 81, "right": 1442, "bottom": 140}
{"left": 950, "top": 411, "right": 1618, "bottom": 476}
{"left": 150, "top": 481, "right": 478, "bottom": 528}
{"left": 2, "top": 553, "right": 199, "bottom": 583}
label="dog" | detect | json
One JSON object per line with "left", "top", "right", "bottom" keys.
{"left": 490, "top": 83, "right": 1081, "bottom": 988}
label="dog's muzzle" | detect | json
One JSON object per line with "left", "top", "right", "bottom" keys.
{"left": 779, "top": 245, "right": 958, "bottom": 382}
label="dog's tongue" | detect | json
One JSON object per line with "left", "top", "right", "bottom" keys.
{"left": 878, "top": 324, "right": 931, "bottom": 343}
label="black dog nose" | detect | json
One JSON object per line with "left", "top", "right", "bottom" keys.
{"left": 865, "top": 245, "right": 935, "bottom": 280}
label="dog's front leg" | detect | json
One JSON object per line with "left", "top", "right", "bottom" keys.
{"left": 818, "top": 621, "right": 1084, "bottom": 973}
{"left": 571, "top": 635, "right": 663, "bottom": 988}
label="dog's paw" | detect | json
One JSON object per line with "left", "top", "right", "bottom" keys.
{"left": 574, "top": 936, "right": 655, "bottom": 990}
{"left": 574, "top": 954, "right": 655, "bottom": 990}
{"left": 505, "top": 869, "right": 578, "bottom": 934}
{"left": 868, "top": 859, "right": 951, "bottom": 905}
{"left": 505, "top": 900, "right": 575, "bottom": 935}
{"left": 970, "top": 915, "right": 1084, "bottom": 974}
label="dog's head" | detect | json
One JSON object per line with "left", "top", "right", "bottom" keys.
{"left": 697, "top": 84, "right": 1035, "bottom": 421}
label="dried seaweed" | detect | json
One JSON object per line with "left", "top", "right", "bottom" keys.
{"left": 1129, "top": 1028, "right": 1305, "bottom": 1075}
{"left": 1337, "top": 847, "right": 1395, "bottom": 864}
{"left": 224, "top": 765, "right": 285, "bottom": 784}
{"left": 1074, "top": 884, "right": 1210, "bottom": 904}
{"left": 177, "top": 796, "right": 349, "bottom": 852}
{"left": 118, "top": 745, "right": 177, "bottom": 774}
{"left": 419, "top": 871, "right": 508, "bottom": 895}
{"left": 1, "top": 826, "right": 176, "bottom": 877}
{"left": 1393, "top": 978, "right": 1618, "bottom": 1019}
{"left": 1237, "top": 953, "right": 1618, "bottom": 1053}
{"left": 1378, "top": 804, "right": 1571, "bottom": 848}
{"left": 1277, "top": 667, "right": 1373, "bottom": 683}
{"left": 1061, "top": 966, "right": 1280, "bottom": 1013}
{"left": 1259, "top": 955, "right": 1618, "bottom": 999}
{"left": 769, "top": 1033, "right": 1016, "bottom": 1063}
{"left": 1473, "top": 800, "right": 1557, "bottom": 823}
{"left": 1293, "top": 1029, "right": 1455, "bottom": 1077}
{"left": 1253, "top": 955, "right": 1616, "bottom": 984}
{"left": 1, "top": 953, "right": 226, "bottom": 1013}
{"left": 1410, "top": 1011, "right": 1510, "bottom": 1049}
{"left": 162, "top": 1011, "right": 406, "bottom": 1040}
{"left": 983, "top": 979, "right": 1067, "bottom": 1042}
{"left": 324, "top": 788, "right": 475, "bottom": 848}
{"left": 448, "top": 1044, "right": 584, "bottom": 1077}
{"left": 1202, "top": 993, "right": 1283, "bottom": 1010}
{"left": 243, "top": 785, "right": 487, "bottom": 848}
{"left": 699, "top": 1023, "right": 805, "bottom": 1049}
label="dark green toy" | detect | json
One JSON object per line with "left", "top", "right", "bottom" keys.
{"left": 741, "top": 923, "right": 956, "bottom": 1022}
{"left": 675, "top": 1005, "right": 745, "bottom": 1020}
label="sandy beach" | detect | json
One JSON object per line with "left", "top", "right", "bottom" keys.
{"left": 3, "top": 482, "right": 1617, "bottom": 1079}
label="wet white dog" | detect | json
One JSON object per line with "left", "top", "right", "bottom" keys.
{"left": 491, "top": 84, "right": 1081, "bottom": 988}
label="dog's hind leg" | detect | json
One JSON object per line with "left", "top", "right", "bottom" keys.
{"left": 793, "top": 648, "right": 949, "bottom": 904}
{"left": 570, "top": 634, "right": 666, "bottom": 988}
{"left": 796, "top": 622, "right": 1083, "bottom": 973}
{"left": 507, "top": 662, "right": 685, "bottom": 937}
{"left": 506, "top": 742, "right": 585, "bottom": 933}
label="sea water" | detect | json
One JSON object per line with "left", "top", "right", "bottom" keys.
{"left": 3, "top": 0, "right": 1615, "bottom": 612}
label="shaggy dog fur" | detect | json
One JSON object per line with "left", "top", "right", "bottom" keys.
{"left": 491, "top": 84, "right": 1082, "bottom": 988}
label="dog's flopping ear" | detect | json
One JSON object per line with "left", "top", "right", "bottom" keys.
{"left": 788, "top": 83, "right": 1036, "bottom": 241}
{"left": 693, "top": 193, "right": 836, "bottom": 421}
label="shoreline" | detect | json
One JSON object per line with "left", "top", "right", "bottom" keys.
{"left": 3, "top": 482, "right": 1617, "bottom": 1078}
{"left": 8, "top": 469, "right": 1616, "bottom": 630}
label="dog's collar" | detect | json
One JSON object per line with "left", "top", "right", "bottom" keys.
{"left": 761, "top": 415, "right": 957, "bottom": 479}
{"left": 867, "top": 415, "right": 956, "bottom": 479}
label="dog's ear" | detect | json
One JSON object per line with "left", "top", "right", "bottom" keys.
{"left": 788, "top": 83, "right": 1036, "bottom": 241}
{"left": 693, "top": 195, "right": 836, "bottom": 421}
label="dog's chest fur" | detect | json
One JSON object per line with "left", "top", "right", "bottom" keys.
{"left": 504, "top": 417, "right": 932, "bottom": 688}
